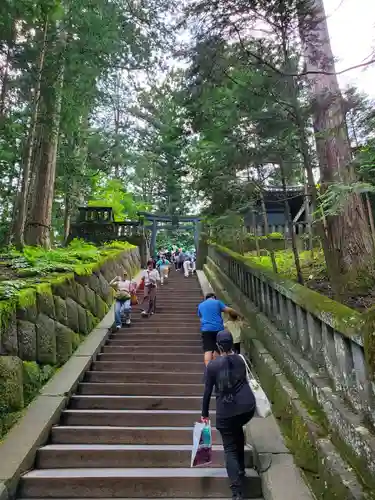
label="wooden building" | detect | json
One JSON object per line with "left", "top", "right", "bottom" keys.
{"left": 243, "top": 185, "right": 309, "bottom": 236}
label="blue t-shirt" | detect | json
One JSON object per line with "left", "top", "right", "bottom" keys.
{"left": 198, "top": 299, "right": 226, "bottom": 332}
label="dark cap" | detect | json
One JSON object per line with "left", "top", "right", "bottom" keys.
{"left": 216, "top": 329, "right": 233, "bottom": 345}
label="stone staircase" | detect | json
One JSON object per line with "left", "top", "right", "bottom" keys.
{"left": 17, "top": 270, "right": 263, "bottom": 499}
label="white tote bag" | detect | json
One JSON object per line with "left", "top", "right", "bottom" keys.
{"left": 239, "top": 354, "right": 272, "bottom": 418}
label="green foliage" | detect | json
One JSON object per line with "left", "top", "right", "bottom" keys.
{"left": 319, "top": 182, "right": 375, "bottom": 217}
{"left": 88, "top": 178, "right": 143, "bottom": 221}
{"left": 156, "top": 230, "right": 195, "bottom": 252}
{"left": 245, "top": 249, "right": 326, "bottom": 282}
{"left": 245, "top": 232, "right": 284, "bottom": 241}
{"left": 0, "top": 239, "right": 135, "bottom": 300}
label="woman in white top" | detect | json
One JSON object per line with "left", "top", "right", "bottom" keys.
{"left": 110, "top": 271, "right": 136, "bottom": 328}
{"left": 140, "top": 259, "right": 160, "bottom": 317}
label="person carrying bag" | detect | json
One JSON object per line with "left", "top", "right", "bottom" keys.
{"left": 238, "top": 354, "right": 271, "bottom": 419}
{"left": 110, "top": 271, "right": 136, "bottom": 328}
{"left": 139, "top": 260, "right": 160, "bottom": 317}
{"left": 201, "top": 330, "right": 256, "bottom": 500}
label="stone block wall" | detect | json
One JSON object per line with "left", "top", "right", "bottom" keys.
{"left": 0, "top": 246, "right": 140, "bottom": 437}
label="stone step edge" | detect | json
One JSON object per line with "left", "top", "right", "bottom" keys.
{"left": 62, "top": 410, "right": 215, "bottom": 414}
{"left": 22, "top": 467, "right": 259, "bottom": 478}
{"left": 39, "top": 444, "right": 225, "bottom": 451}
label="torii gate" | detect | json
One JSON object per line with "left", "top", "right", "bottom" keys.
{"left": 137, "top": 212, "right": 202, "bottom": 256}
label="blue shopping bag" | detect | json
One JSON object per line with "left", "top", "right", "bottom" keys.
{"left": 191, "top": 421, "right": 212, "bottom": 467}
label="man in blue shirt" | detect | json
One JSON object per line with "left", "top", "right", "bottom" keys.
{"left": 198, "top": 293, "right": 240, "bottom": 365}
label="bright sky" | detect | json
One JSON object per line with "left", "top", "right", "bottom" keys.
{"left": 325, "top": 0, "right": 375, "bottom": 96}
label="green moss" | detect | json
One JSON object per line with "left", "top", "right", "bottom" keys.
{"left": 0, "top": 300, "right": 16, "bottom": 330}
{"left": 362, "top": 307, "right": 375, "bottom": 381}
{"left": 73, "top": 263, "right": 98, "bottom": 276}
{"left": 18, "top": 288, "right": 36, "bottom": 309}
{"left": 23, "top": 361, "right": 56, "bottom": 406}
{"left": 0, "top": 409, "right": 24, "bottom": 437}
{"left": 72, "top": 332, "right": 84, "bottom": 351}
{"left": 22, "top": 361, "right": 42, "bottom": 405}
{"left": 0, "top": 356, "right": 23, "bottom": 413}
{"left": 35, "top": 283, "right": 53, "bottom": 296}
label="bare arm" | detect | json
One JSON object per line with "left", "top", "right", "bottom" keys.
{"left": 223, "top": 306, "right": 242, "bottom": 319}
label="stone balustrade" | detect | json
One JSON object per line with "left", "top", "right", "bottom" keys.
{"left": 207, "top": 244, "right": 372, "bottom": 420}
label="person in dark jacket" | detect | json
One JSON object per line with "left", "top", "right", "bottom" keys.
{"left": 201, "top": 330, "right": 256, "bottom": 500}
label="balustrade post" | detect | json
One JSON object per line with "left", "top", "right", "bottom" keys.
{"left": 306, "top": 312, "right": 324, "bottom": 367}
{"left": 333, "top": 332, "right": 355, "bottom": 393}
{"left": 271, "top": 289, "right": 279, "bottom": 319}
{"left": 295, "top": 306, "right": 310, "bottom": 354}
{"left": 286, "top": 299, "right": 298, "bottom": 344}
{"left": 277, "top": 294, "right": 288, "bottom": 331}
{"left": 249, "top": 275, "right": 255, "bottom": 303}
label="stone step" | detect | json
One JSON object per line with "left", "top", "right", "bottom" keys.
{"left": 106, "top": 338, "right": 202, "bottom": 348}
{"left": 19, "top": 468, "right": 262, "bottom": 498}
{"left": 36, "top": 444, "right": 227, "bottom": 469}
{"left": 61, "top": 410, "right": 213, "bottom": 427}
{"left": 51, "top": 425, "right": 221, "bottom": 445}
{"left": 101, "top": 345, "right": 202, "bottom": 356}
{"left": 94, "top": 353, "right": 202, "bottom": 363}
{"left": 102, "top": 345, "right": 202, "bottom": 362}
{"left": 84, "top": 371, "right": 203, "bottom": 385}
{"left": 91, "top": 361, "right": 203, "bottom": 373}
{"left": 19, "top": 498, "right": 263, "bottom": 500}
{"left": 78, "top": 382, "right": 203, "bottom": 396}
{"left": 69, "top": 395, "right": 212, "bottom": 411}
{"left": 131, "top": 314, "right": 200, "bottom": 320}
{"left": 108, "top": 334, "right": 201, "bottom": 342}
{"left": 129, "top": 323, "right": 200, "bottom": 329}
{"left": 106, "top": 338, "right": 201, "bottom": 345}
{"left": 120, "top": 327, "right": 198, "bottom": 333}
{"left": 155, "top": 306, "right": 201, "bottom": 311}
{"left": 134, "top": 314, "right": 199, "bottom": 318}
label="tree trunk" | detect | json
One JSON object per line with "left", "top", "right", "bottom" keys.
{"left": 12, "top": 19, "right": 48, "bottom": 248}
{"left": 0, "top": 46, "right": 11, "bottom": 118}
{"left": 63, "top": 192, "right": 71, "bottom": 245}
{"left": 280, "top": 161, "right": 304, "bottom": 284}
{"left": 24, "top": 28, "right": 66, "bottom": 248}
{"left": 299, "top": 0, "right": 374, "bottom": 294}
{"left": 251, "top": 207, "right": 261, "bottom": 256}
{"left": 365, "top": 193, "right": 375, "bottom": 249}
{"left": 259, "top": 190, "right": 278, "bottom": 273}
{"left": 304, "top": 180, "right": 314, "bottom": 257}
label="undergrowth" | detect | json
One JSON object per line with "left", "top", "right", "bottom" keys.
{"left": 244, "top": 248, "right": 327, "bottom": 282}
{"left": 0, "top": 239, "right": 134, "bottom": 300}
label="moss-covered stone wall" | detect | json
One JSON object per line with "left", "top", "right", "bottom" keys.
{"left": 0, "top": 245, "right": 140, "bottom": 437}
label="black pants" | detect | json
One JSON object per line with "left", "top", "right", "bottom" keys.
{"left": 217, "top": 409, "right": 255, "bottom": 496}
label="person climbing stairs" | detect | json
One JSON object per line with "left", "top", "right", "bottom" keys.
{"left": 17, "top": 271, "right": 263, "bottom": 499}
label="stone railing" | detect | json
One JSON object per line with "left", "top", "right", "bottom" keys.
{"left": 207, "top": 244, "right": 372, "bottom": 419}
